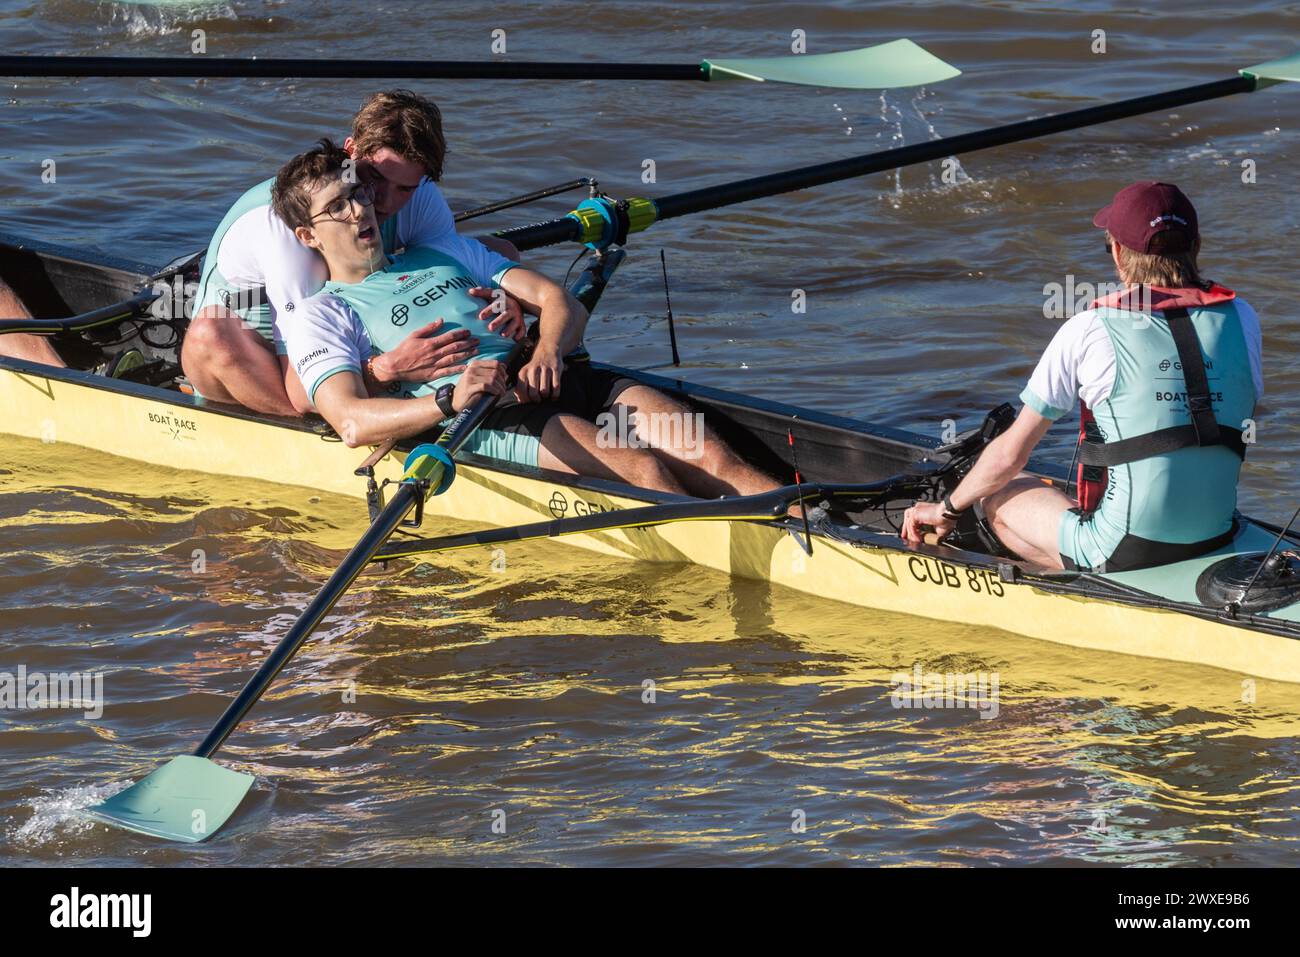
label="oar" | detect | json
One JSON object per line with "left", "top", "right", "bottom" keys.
{"left": 0, "top": 175, "right": 577, "bottom": 337}
{"left": 88, "top": 340, "right": 528, "bottom": 843}
{"left": 2, "top": 169, "right": 574, "bottom": 337}
{"left": 494, "top": 52, "right": 1300, "bottom": 251}
{"left": 453, "top": 178, "right": 596, "bottom": 224}
{"left": 0, "top": 287, "right": 158, "bottom": 336}
{"left": 370, "top": 402, "right": 1016, "bottom": 562}
{"left": 0, "top": 39, "right": 959, "bottom": 90}
{"left": 0, "top": 247, "right": 202, "bottom": 336}
{"left": 370, "top": 478, "right": 931, "bottom": 562}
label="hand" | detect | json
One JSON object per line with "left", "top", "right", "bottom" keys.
{"left": 900, "top": 501, "right": 956, "bottom": 546}
{"left": 451, "top": 360, "right": 509, "bottom": 412}
{"left": 513, "top": 347, "right": 563, "bottom": 403}
{"left": 372, "top": 320, "right": 478, "bottom": 384}
{"left": 471, "top": 287, "right": 527, "bottom": 342}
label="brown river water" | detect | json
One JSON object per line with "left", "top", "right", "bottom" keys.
{"left": 1, "top": 0, "right": 1299, "bottom": 866}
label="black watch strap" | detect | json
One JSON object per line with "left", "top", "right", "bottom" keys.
{"left": 435, "top": 384, "right": 457, "bottom": 420}
{"left": 942, "top": 494, "right": 967, "bottom": 521}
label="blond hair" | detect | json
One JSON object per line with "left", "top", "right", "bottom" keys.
{"left": 1109, "top": 230, "right": 1202, "bottom": 287}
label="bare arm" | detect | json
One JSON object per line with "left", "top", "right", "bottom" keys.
{"left": 497, "top": 267, "right": 588, "bottom": 402}
{"left": 499, "top": 266, "right": 587, "bottom": 352}
{"left": 312, "top": 371, "right": 443, "bottom": 448}
{"left": 367, "top": 320, "right": 477, "bottom": 387}
{"left": 946, "top": 407, "right": 1055, "bottom": 511}
{"left": 312, "top": 361, "right": 509, "bottom": 448}
{"left": 900, "top": 406, "right": 1054, "bottom": 545}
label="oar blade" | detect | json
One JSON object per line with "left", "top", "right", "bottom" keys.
{"left": 89, "top": 755, "right": 254, "bottom": 843}
{"left": 1242, "top": 52, "right": 1300, "bottom": 86}
{"left": 704, "top": 38, "right": 960, "bottom": 89}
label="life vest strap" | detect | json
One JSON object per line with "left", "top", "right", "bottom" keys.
{"left": 1166, "top": 306, "right": 1222, "bottom": 447}
{"left": 1078, "top": 424, "right": 1246, "bottom": 466}
{"left": 1076, "top": 304, "right": 1247, "bottom": 468}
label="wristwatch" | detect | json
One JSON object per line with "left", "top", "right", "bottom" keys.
{"left": 941, "top": 494, "right": 968, "bottom": 522}
{"left": 435, "top": 383, "right": 457, "bottom": 420}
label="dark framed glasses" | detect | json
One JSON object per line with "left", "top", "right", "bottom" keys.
{"left": 310, "top": 181, "right": 376, "bottom": 224}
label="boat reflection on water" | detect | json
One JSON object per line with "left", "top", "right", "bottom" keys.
{"left": 5, "top": 435, "right": 1300, "bottom": 865}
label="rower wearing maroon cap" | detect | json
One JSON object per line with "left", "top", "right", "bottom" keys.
{"left": 902, "top": 181, "right": 1263, "bottom": 572}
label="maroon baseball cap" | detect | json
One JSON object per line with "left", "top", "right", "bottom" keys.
{"left": 1093, "top": 181, "right": 1198, "bottom": 254}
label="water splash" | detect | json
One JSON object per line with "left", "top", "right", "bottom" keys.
{"left": 10, "top": 780, "right": 126, "bottom": 846}
{"left": 856, "top": 86, "right": 974, "bottom": 206}
{"left": 103, "top": 0, "right": 238, "bottom": 37}
{"left": 830, "top": 102, "right": 853, "bottom": 137}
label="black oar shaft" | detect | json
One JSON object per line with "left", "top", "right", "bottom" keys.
{"left": 0, "top": 56, "right": 705, "bottom": 81}
{"left": 653, "top": 76, "right": 1255, "bottom": 221}
{"left": 374, "top": 492, "right": 791, "bottom": 561}
{"left": 0, "top": 247, "right": 200, "bottom": 337}
{"left": 454, "top": 178, "right": 594, "bottom": 223}
{"left": 193, "top": 339, "right": 528, "bottom": 760}
{"left": 371, "top": 479, "right": 912, "bottom": 562}
{"left": 499, "top": 217, "right": 582, "bottom": 251}
{"left": 0, "top": 287, "right": 157, "bottom": 336}
{"left": 192, "top": 480, "right": 422, "bottom": 759}
{"left": 500, "top": 74, "right": 1257, "bottom": 251}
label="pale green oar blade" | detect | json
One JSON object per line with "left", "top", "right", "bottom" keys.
{"left": 88, "top": 755, "right": 254, "bottom": 843}
{"left": 704, "top": 38, "right": 960, "bottom": 89}
{"left": 1241, "top": 52, "right": 1300, "bottom": 87}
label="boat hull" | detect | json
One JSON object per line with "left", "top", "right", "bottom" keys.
{"left": 4, "top": 358, "right": 1300, "bottom": 684}
{"left": 4, "top": 233, "right": 1300, "bottom": 683}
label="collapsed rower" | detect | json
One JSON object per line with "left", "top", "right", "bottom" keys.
{"left": 0, "top": 89, "right": 526, "bottom": 403}
{"left": 185, "top": 89, "right": 530, "bottom": 417}
{"left": 271, "top": 138, "right": 779, "bottom": 496}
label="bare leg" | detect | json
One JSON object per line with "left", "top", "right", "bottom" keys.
{"left": 180, "top": 305, "right": 299, "bottom": 415}
{"left": 537, "top": 413, "right": 689, "bottom": 495}
{"left": 607, "top": 385, "right": 778, "bottom": 498}
{"left": 0, "top": 279, "right": 65, "bottom": 367}
{"left": 279, "top": 355, "right": 315, "bottom": 416}
{"left": 981, "top": 475, "right": 1075, "bottom": 569}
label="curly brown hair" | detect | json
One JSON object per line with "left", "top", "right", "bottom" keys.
{"left": 270, "top": 137, "right": 352, "bottom": 230}
{"left": 350, "top": 89, "right": 446, "bottom": 181}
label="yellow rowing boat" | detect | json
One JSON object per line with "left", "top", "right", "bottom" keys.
{"left": 3, "top": 235, "right": 1299, "bottom": 687}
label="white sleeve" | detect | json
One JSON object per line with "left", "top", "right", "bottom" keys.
{"left": 1233, "top": 297, "right": 1265, "bottom": 399}
{"left": 428, "top": 231, "right": 518, "bottom": 287}
{"left": 281, "top": 294, "right": 371, "bottom": 407}
{"left": 395, "top": 179, "right": 457, "bottom": 250}
{"left": 1020, "top": 310, "right": 1114, "bottom": 419}
{"left": 261, "top": 207, "right": 329, "bottom": 321}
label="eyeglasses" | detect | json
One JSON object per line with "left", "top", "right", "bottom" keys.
{"left": 309, "top": 181, "right": 376, "bottom": 224}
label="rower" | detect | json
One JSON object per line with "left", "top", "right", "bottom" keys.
{"left": 182, "top": 89, "right": 523, "bottom": 416}
{"left": 902, "top": 181, "right": 1263, "bottom": 572}
{"left": 272, "top": 139, "right": 780, "bottom": 498}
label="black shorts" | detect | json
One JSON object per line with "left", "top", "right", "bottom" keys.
{"left": 479, "top": 363, "right": 641, "bottom": 444}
